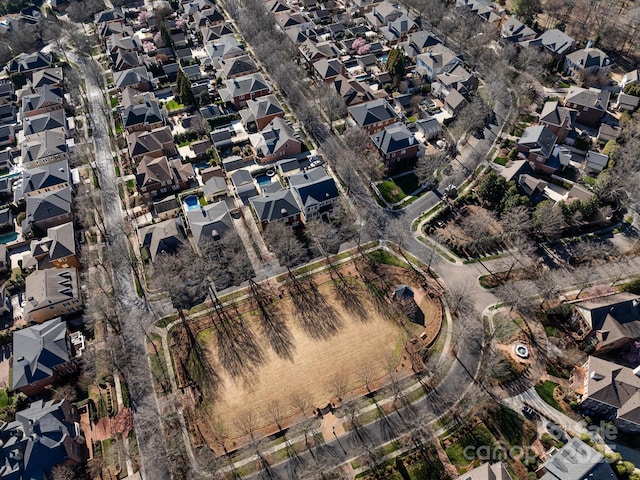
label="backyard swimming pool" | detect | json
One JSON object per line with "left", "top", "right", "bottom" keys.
{"left": 0, "top": 232, "right": 18, "bottom": 244}
{"left": 183, "top": 195, "right": 200, "bottom": 211}
{"left": 255, "top": 174, "right": 272, "bottom": 186}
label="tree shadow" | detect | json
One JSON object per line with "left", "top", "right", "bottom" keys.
{"left": 330, "top": 268, "right": 369, "bottom": 321}
{"left": 215, "top": 316, "right": 265, "bottom": 380}
{"left": 288, "top": 276, "right": 343, "bottom": 340}
{"left": 250, "top": 281, "right": 295, "bottom": 361}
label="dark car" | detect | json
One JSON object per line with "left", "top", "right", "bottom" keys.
{"left": 522, "top": 406, "right": 539, "bottom": 420}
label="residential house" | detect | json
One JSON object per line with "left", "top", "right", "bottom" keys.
{"left": 537, "top": 437, "right": 616, "bottom": 479}
{"left": 22, "top": 109, "right": 70, "bottom": 138}
{"left": 242, "top": 94, "right": 285, "bottom": 130}
{"left": 313, "top": 58, "right": 345, "bottom": 83}
{"left": 443, "top": 89, "right": 468, "bottom": 116}
{"left": 186, "top": 200, "right": 233, "bottom": 244}
{"left": 0, "top": 82, "right": 14, "bottom": 103}
{"left": 136, "top": 155, "right": 196, "bottom": 196}
{"left": 220, "top": 72, "right": 271, "bottom": 109}
{"left": 519, "top": 29, "right": 575, "bottom": 57}
{"left": 365, "top": 1, "right": 406, "bottom": 29}
{"left": 250, "top": 117, "right": 302, "bottom": 163}
{"left": 152, "top": 196, "right": 180, "bottom": 221}
{"left": 435, "top": 65, "right": 479, "bottom": 98}
{"left": 192, "top": 6, "right": 225, "bottom": 29}
{"left": 26, "top": 222, "right": 79, "bottom": 270}
{"left": 205, "top": 36, "right": 246, "bottom": 65}
{"left": 94, "top": 7, "right": 125, "bottom": 26}
{"left": 0, "top": 125, "right": 15, "bottom": 148}
{"left": 380, "top": 15, "right": 419, "bottom": 45}
{"left": 5, "top": 51, "right": 52, "bottom": 80}
{"left": 454, "top": 461, "right": 513, "bottom": 480}
{"left": 24, "top": 184, "right": 73, "bottom": 233}
{"left": 15, "top": 159, "right": 71, "bottom": 201}
{"left": 31, "top": 67, "right": 64, "bottom": 89}
{"left": 416, "top": 44, "right": 461, "bottom": 82}
{"left": 572, "top": 293, "right": 640, "bottom": 353}
{"left": 250, "top": 188, "right": 301, "bottom": 229}
{"left": 299, "top": 39, "right": 341, "bottom": 66}
{"left": 598, "top": 124, "right": 622, "bottom": 143}
{"left": 275, "top": 12, "right": 314, "bottom": 33}
{"left": 577, "top": 356, "right": 640, "bottom": 433}
{"left": 517, "top": 125, "right": 558, "bottom": 173}
{"left": 203, "top": 175, "right": 229, "bottom": 202}
{"left": 122, "top": 96, "right": 165, "bottom": 133}
{"left": 114, "top": 50, "right": 142, "bottom": 71}
{"left": 21, "top": 128, "right": 69, "bottom": 169}
{"left": 564, "top": 86, "right": 610, "bottom": 127}
{"left": 50, "top": 0, "right": 69, "bottom": 12}
{"left": 289, "top": 167, "right": 340, "bottom": 221}
{"left": 615, "top": 93, "right": 639, "bottom": 113}
{"left": 371, "top": 123, "right": 419, "bottom": 164}
{"left": 455, "top": 0, "right": 502, "bottom": 24}
{"left": 230, "top": 169, "right": 258, "bottom": 204}
{"left": 12, "top": 318, "right": 78, "bottom": 396}
{"left": 200, "top": 165, "right": 225, "bottom": 183}
{"left": 23, "top": 268, "right": 82, "bottom": 324}
{"left": 190, "top": 139, "right": 212, "bottom": 159}
{"left": 138, "top": 218, "right": 187, "bottom": 261}
{"left": 113, "top": 66, "right": 153, "bottom": 91}
{"left": 0, "top": 104, "right": 15, "bottom": 126}
{"left": 539, "top": 101, "right": 577, "bottom": 143}
{"left": 350, "top": 0, "right": 384, "bottom": 14}
{"left": 564, "top": 47, "right": 612, "bottom": 81}
{"left": 220, "top": 55, "right": 258, "bottom": 80}
{"left": 585, "top": 150, "right": 609, "bottom": 173}
{"left": 333, "top": 75, "right": 375, "bottom": 106}
{"left": 402, "top": 30, "right": 442, "bottom": 58}
{"left": 500, "top": 16, "right": 536, "bottom": 43}
{"left": 348, "top": 99, "right": 399, "bottom": 134}
{"left": 107, "top": 35, "right": 142, "bottom": 58}
{"left": 0, "top": 398, "right": 88, "bottom": 477}
{"left": 20, "top": 85, "right": 65, "bottom": 120}
{"left": 127, "top": 126, "right": 177, "bottom": 164}
{"left": 201, "top": 23, "right": 234, "bottom": 43}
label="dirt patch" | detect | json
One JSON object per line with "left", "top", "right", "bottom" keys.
{"left": 187, "top": 262, "right": 442, "bottom": 446}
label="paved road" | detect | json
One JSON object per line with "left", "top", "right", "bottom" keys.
{"left": 81, "top": 55, "right": 171, "bottom": 479}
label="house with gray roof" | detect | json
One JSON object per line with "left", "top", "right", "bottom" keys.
{"left": 12, "top": 318, "right": 77, "bottom": 396}
{"left": 539, "top": 101, "right": 577, "bottom": 143}
{"left": 24, "top": 184, "right": 72, "bottom": 234}
{"left": 138, "top": 218, "right": 187, "bottom": 261}
{"left": 20, "top": 85, "right": 65, "bottom": 120}
{"left": 585, "top": 150, "right": 609, "bottom": 173}
{"left": 538, "top": 438, "right": 615, "bottom": 479}
{"left": 289, "top": 167, "right": 340, "bottom": 221}
{"left": 230, "top": 168, "right": 258, "bottom": 204}
{"left": 205, "top": 36, "right": 245, "bottom": 65}
{"left": 517, "top": 125, "right": 558, "bottom": 164}
{"left": 22, "top": 109, "right": 70, "bottom": 138}
{"left": 203, "top": 176, "right": 229, "bottom": 202}
{"left": 220, "top": 72, "right": 271, "bottom": 108}
{"left": 564, "top": 47, "right": 612, "bottom": 80}
{"left": 15, "top": 159, "right": 70, "bottom": 202}
{"left": 501, "top": 16, "right": 536, "bottom": 43}
{"left": 250, "top": 188, "right": 301, "bottom": 229}
{"left": 416, "top": 44, "right": 461, "bottom": 82}
{"left": 402, "top": 30, "right": 442, "bottom": 58}
{"left": 615, "top": 93, "right": 639, "bottom": 113}
{"left": 5, "top": 51, "right": 52, "bottom": 79}
{"left": 0, "top": 398, "right": 88, "bottom": 477}
{"left": 201, "top": 23, "right": 235, "bottom": 43}
{"left": 127, "top": 126, "right": 177, "bottom": 164}
{"left": 313, "top": 58, "right": 345, "bottom": 83}
{"left": 31, "top": 67, "right": 64, "bottom": 89}
{"left": 122, "top": 96, "right": 165, "bottom": 133}
{"left": 23, "top": 268, "right": 82, "bottom": 324}
{"left": 564, "top": 86, "right": 610, "bottom": 127}
{"left": 21, "top": 128, "right": 69, "bottom": 169}
{"left": 435, "top": 65, "right": 479, "bottom": 99}
{"left": 454, "top": 461, "right": 513, "bottom": 480}
{"left": 136, "top": 156, "right": 195, "bottom": 197}
{"left": 371, "top": 123, "right": 419, "bottom": 163}
{"left": 348, "top": 99, "right": 399, "bottom": 134}
{"left": 519, "top": 29, "right": 575, "bottom": 56}
{"left": 113, "top": 66, "right": 152, "bottom": 91}
{"left": 220, "top": 55, "right": 258, "bottom": 80}
{"left": 186, "top": 200, "right": 233, "bottom": 244}
{"left": 242, "top": 94, "right": 285, "bottom": 130}
{"left": 415, "top": 116, "right": 442, "bottom": 140}
{"left": 333, "top": 75, "right": 375, "bottom": 107}
{"left": 249, "top": 117, "right": 302, "bottom": 164}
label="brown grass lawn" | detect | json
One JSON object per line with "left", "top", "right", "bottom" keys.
{"left": 197, "top": 274, "right": 441, "bottom": 442}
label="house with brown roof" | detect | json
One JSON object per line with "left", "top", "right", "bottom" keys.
{"left": 572, "top": 293, "right": 640, "bottom": 353}
{"left": 220, "top": 72, "right": 271, "bottom": 108}
{"left": 249, "top": 117, "right": 302, "bottom": 163}
{"left": 577, "top": 356, "right": 640, "bottom": 433}
{"left": 241, "top": 94, "right": 285, "bottom": 130}
{"left": 20, "top": 85, "right": 65, "bottom": 120}
{"left": 127, "top": 126, "right": 177, "bottom": 164}
{"left": 31, "top": 67, "right": 64, "bottom": 89}
{"left": 136, "top": 156, "right": 195, "bottom": 196}
{"left": 333, "top": 75, "right": 375, "bottom": 106}
{"left": 24, "top": 184, "right": 73, "bottom": 234}
{"left": 21, "top": 128, "right": 69, "bottom": 169}
{"left": 23, "top": 268, "right": 82, "bottom": 324}
{"left": 25, "top": 222, "right": 79, "bottom": 270}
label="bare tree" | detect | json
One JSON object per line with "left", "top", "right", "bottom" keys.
{"left": 415, "top": 153, "right": 443, "bottom": 188}
{"left": 263, "top": 222, "right": 305, "bottom": 270}
{"left": 354, "top": 362, "right": 377, "bottom": 393}
{"left": 289, "top": 390, "right": 313, "bottom": 419}
{"left": 325, "top": 371, "right": 350, "bottom": 402}
{"left": 264, "top": 400, "right": 287, "bottom": 432}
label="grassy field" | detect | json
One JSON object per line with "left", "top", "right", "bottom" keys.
{"left": 535, "top": 381, "right": 562, "bottom": 411}
{"left": 378, "top": 180, "right": 407, "bottom": 203}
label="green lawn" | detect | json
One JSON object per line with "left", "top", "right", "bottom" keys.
{"left": 445, "top": 422, "right": 497, "bottom": 467}
{"left": 494, "top": 157, "right": 508, "bottom": 166}
{"left": 367, "top": 250, "right": 409, "bottom": 269}
{"left": 378, "top": 180, "right": 407, "bottom": 203}
{"left": 483, "top": 405, "right": 525, "bottom": 447}
{"left": 166, "top": 99, "right": 184, "bottom": 111}
{"left": 0, "top": 390, "right": 9, "bottom": 408}
{"left": 535, "top": 381, "right": 563, "bottom": 411}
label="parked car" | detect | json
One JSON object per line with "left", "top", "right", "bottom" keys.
{"left": 546, "top": 422, "right": 568, "bottom": 442}
{"left": 522, "top": 406, "right": 539, "bottom": 420}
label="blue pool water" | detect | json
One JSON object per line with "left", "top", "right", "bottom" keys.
{"left": 183, "top": 195, "right": 200, "bottom": 211}
{"left": 0, "top": 232, "right": 18, "bottom": 244}
{"left": 255, "top": 174, "right": 271, "bottom": 186}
